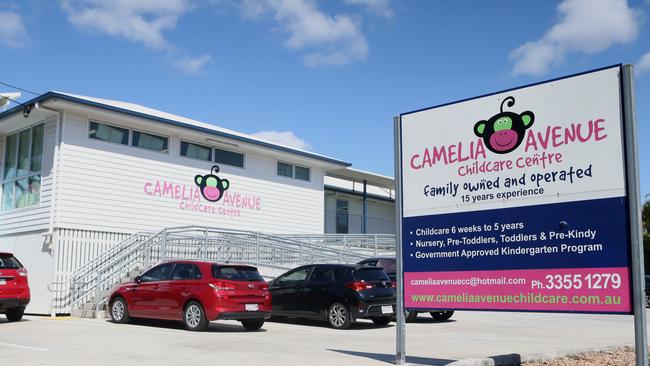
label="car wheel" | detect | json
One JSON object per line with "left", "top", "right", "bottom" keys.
{"left": 371, "top": 316, "right": 392, "bottom": 326}
{"left": 183, "top": 301, "right": 208, "bottom": 331}
{"left": 110, "top": 297, "right": 130, "bottom": 324}
{"left": 430, "top": 310, "right": 454, "bottom": 321}
{"left": 241, "top": 319, "right": 265, "bottom": 331}
{"left": 5, "top": 308, "right": 24, "bottom": 322}
{"left": 404, "top": 309, "right": 418, "bottom": 322}
{"left": 327, "top": 303, "right": 351, "bottom": 329}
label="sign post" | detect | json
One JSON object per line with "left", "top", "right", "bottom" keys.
{"left": 621, "top": 65, "right": 648, "bottom": 366}
{"left": 394, "top": 64, "right": 646, "bottom": 364}
{"left": 394, "top": 116, "right": 406, "bottom": 365}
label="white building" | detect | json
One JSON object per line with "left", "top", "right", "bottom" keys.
{"left": 324, "top": 169, "right": 395, "bottom": 235}
{"left": 0, "top": 92, "right": 395, "bottom": 314}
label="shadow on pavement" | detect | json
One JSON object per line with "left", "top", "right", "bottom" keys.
{"left": 104, "top": 318, "right": 268, "bottom": 333}
{"left": 268, "top": 316, "right": 394, "bottom": 331}
{"left": 328, "top": 349, "right": 456, "bottom": 365}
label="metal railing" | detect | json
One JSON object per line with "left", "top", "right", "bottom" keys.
{"left": 277, "top": 234, "right": 396, "bottom": 257}
{"left": 68, "top": 226, "right": 390, "bottom": 314}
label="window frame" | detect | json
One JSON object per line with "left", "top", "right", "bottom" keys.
{"left": 276, "top": 161, "right": 311, "bottom": 182}
{"left": 88, "top": 120, "right": 130, "bottom": 146}
{"left": 131, "top": 129, "right": 170, "bottom": 154}
{"left": 179, "top": 139, "right": 213, "bottom": 162}
{"left": 213, "top": 147, "right": 245, "bottom": 169}
{"left": 1, "top": 122, "right": 45, "bottom": 212}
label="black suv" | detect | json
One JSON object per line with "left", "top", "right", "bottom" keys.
{"left": 358, "top": 257, "right": 454, "bottom": 322}
{"left": 269, "top": 264, "right": 395, "bottom": 329}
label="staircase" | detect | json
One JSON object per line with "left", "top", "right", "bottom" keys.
{"left": 65, "top": 226, "right": 395, "bottom": 318}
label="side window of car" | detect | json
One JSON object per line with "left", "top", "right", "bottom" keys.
{"left": 171, "top": 264, "right": 202, "bottom": 280}
{"left": 309, "top": 267, "right": 335, "bottom": 283}
{"left": 141, "top": 263, "right": 174, "bottom": 282}
{"left": 277, "top": 267, "right": 310, "bottom": 286}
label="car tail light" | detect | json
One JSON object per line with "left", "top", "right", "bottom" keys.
{"left": 260, "top": 283, "right": 269, "bottom": 291}
{"left": 209, "top": 281, "right": 235, "bottom": 291}
{"left": 346, "top": 281, "right": 373, "bottom": 291}
{"left": 17, "top": 268, "right": 28, "bottom": 277}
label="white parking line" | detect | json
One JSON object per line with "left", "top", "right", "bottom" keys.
{"left": 0, "top": 342, "right": 51, "bottom": 352}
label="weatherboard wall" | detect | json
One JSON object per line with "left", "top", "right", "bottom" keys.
{"left": 53, "top": 110, "right": 326, "bottom": 234}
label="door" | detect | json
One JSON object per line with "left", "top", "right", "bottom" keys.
{"left": 270, "top": 266, "right": 312, "bottom": 316}
{"left": 305, "top": 266, "right": 339, "bottom": 317}
{"left": 130, "top": 262, "right": 174, "bottom": 318}
{"left": 167, "top": 263, "right": 203, "bottom": 320}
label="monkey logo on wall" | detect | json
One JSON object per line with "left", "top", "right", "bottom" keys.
{"left": 474, "top": 96, "right": 534, "bottom": 154}
{"left": 194, "top": 165, "right": 230, "bottom": 202}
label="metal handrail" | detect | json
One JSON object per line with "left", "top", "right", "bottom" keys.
{"left": 64, "top": 226, "right": 396, "bottom": 316}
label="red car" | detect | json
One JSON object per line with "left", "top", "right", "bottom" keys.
{"left": 0, "top": 252, "right": 30, "bottom": 322}
{"left": 108, "top": 260, "right": 271, "bottom": 331}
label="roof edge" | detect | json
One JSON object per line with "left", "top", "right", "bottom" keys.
{"left": 0, "top": 91, "right": 351, "bottom": 167}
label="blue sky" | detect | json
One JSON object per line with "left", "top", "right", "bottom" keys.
{"left": 1, "top": 0, "right": 650, "bottom": 197}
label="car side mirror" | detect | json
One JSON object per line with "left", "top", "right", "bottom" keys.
{"left": 135, "top": 275, "right": 142, "bottom": 284}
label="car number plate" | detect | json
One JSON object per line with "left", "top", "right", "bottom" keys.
{"left": 245, "top": 304, "right": 259, "bottom": 311}
{"left": 381, "top": 306, "right": 393, "bottom": 314}
{"left": 0, "top": 279, "right": 5, "bottom": 285}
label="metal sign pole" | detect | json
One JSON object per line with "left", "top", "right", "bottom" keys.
{"left": 394, "top": 116, "right": 406, "bottom": 365}
{"left": 621, "top": 64, "right": 648, "bottom": 366}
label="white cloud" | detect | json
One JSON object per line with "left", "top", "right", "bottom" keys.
{"left": 240, "top": 0, "right": 369, "bottom": 66}
{"left": 345, "top": 0, "right": 392, "bottom": 18}
{"left": 61, "top": 0, "right": 210, "bottom": 73}
{"left": 509, "top": 0, "right": 641, "bottom": 76}
{"left": 638, "top": 52, "right": 650, "bottom": 75}
{"left": 61, "top": 0, "right": 192, "bottom": 50}
{"left": 173, "top": 54, "right": 211, "bottom": 73}
{"left": 251, "top": 130, "right": 310, "bottom": 150}
{"left": 0, "top": 11, "right": 28, "bottom": 48}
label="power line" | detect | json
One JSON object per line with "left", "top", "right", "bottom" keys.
{"left": 0, "top": 80, "right": 40, "bottom": 96}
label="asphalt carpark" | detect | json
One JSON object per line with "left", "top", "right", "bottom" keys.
{"left": 0, "top": 311, "right": 642, "bottom": 366}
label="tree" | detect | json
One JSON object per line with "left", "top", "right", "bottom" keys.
{"left": 641, "top": 194, "right": 650, "bottom": 273}
{"left": 643, "top": 195, "right": 649, "bottom": 234}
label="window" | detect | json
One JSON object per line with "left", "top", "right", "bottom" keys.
{"left": 336, "top": 199, "right": 349, "bottom": 234}
{"left": 277, "top": 162, "right": 310, "bottom": 181}
{"left": 214, "top": 148, "right": 244, "bottom": 168}
{"left": 353, "top": 268, "right": 390, "bottom": 282}
{"left": 2, "top": 124, "right": 44, "bottom": 211}
{"left": 141, "top": 263, "right": 174, "bottom": 282}
{"left": 132, "top": 131, "right": 168, "bottom": 153}
{"left": 171, "top": 263, "right": 202, "bottom": 280}
{"left": 212, "top": 265, "right": 264, "bottom": 281}
{"left": 295, "top": 166, "right": 310, "bottom": 181}
{"left": 276, "top": 267, "right": 311, "bottom": 286}
{"left": 180, "top": 141, "right": 212, "bottom": 161}
{"left": 277, "top": 162, "right": 293, "bottom": 177}
{"left": 89, "top": 121, "right": 128, "bottom": 145}
{"left": 309, "top": 267, "right": 337, "bottom": 283}
{"left": 0, "top": 254, "right": 23, "bottom": 269}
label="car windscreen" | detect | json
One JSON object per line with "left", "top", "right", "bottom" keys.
{"left": 212, "top": 265, "right": 264, "bottom": 281}
{"left": 352, "top": 268, "right": 390, "bottom": 282}
{"left": 0, "top": 254, "right": 22, "bottom": 269}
